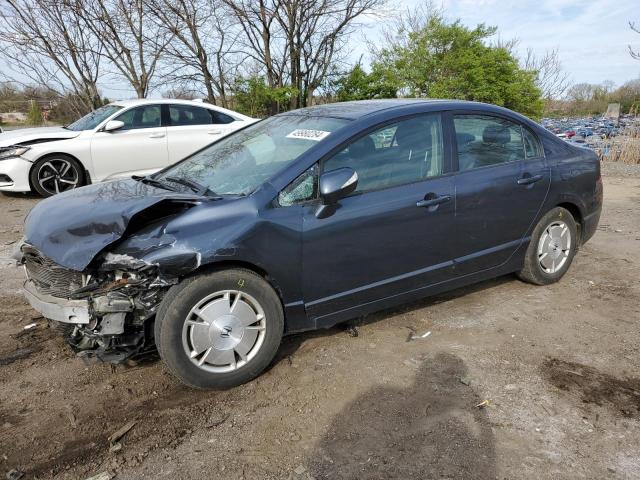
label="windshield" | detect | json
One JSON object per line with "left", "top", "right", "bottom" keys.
{"left": 157, "top": 115, "right": 350, "bottom": 195}
{"left": 66, "top": 105, "right": 123, "bottom": 131}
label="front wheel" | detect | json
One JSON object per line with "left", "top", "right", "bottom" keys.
{"left": 30, "top": 155, "right": 84, "bottom": 197}
{"left": 155, "top": 268, "right": 284, "bottom": 389}
{"left": 517, "top": 207, "right": 578, "bottom": 285}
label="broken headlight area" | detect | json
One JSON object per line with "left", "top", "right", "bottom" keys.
{"left": 68, "top": 253, "right": 177, "bottom": 362}
{"left": 23, "top": 247, "right": 176, "bottom": 363}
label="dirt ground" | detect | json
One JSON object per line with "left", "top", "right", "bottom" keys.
{"left": 0, "top": 167, "right": 639, "bottom": 480}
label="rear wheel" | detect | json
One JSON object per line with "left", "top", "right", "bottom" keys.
{"left": 155, "top": 268, "right": 284, "bottom": 389}
{"left": 30, "top": 155, "right": 84, "bottom": 197}
{"left": 518, "top": 207, "right": 578, "bottom": 285}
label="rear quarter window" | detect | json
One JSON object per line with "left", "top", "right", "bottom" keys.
{"left": 523, "top": 128, "right": 543, "bottom": 158}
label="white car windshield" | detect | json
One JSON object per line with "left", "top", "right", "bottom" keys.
{"left": 156, "top": 115, "right": 350, "bottom": 195}
{"left": 65, "top": 105, "right": 123, "bottom": 131}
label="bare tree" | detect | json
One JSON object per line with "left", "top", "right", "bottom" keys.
{"left": 224, "top": 0, "right": 384, "bottom": 110}
{"left": 0, "top": 0, "right": 103, "bottom": 114}
{"left": 630, "top": 21, "right": 640, "bottom": 60}
{"left": 78, "top": 0, "right": 174, "bottom": 98}
{"left": 373, "top": 0, "right": 442, "bottom": 53}
{"left": 278, "top": 0, "right": 386, "bottom": 108}
{"left": 148, "top": 0, "right": 239, "bottom": 106}
{"left": 523, "top": 48, "right": 571, "bottom": 99}
{"left": 223, "top": 0, "right": 287, "bottom": 106}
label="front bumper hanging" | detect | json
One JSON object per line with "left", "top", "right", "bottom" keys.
{"left": 23, "top": 280, "right": 90, "bottom": 324}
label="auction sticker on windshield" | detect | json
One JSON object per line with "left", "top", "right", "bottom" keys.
{"left": 286, "top": 129, "right": 331, "bottom": 141}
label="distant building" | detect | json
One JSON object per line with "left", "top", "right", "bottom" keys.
{"left": 0, "top": 112, "right": 27, "bottom": 123}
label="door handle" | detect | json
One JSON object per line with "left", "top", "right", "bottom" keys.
{"left": 416, "top": 195, "right": 451, "bottom": 208}
{"left": 517, "top": 174, "right": 543, "bottom": 185}
{"left": 208, "top": 129, "right": 223, "bottom": 135}
{"left": 149, "top": 132, "right": 165, "bottom": 139}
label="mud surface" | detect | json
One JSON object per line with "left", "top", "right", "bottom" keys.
{"left": 1, "top": 166, "right": 639, "bottom": 479}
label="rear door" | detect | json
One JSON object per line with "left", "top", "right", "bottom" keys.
{"left": 165, "top": 104, "right": 238, "bottom": 163}
{"left": 90, "top": 104, "right": 168, "bottom": 181}
{"left": 451, "top": 113, "right": 550, "bottom": 275}
{"left": 300, "top": 113, "right": 457, "bottom": 321}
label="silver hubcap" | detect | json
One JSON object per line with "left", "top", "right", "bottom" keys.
{"left": 537, "top": 220, "right": 571, "bottom": 274}
{"left": 182, "top": 290, "right": 266, "bottom": 373}
{"left": 37, "top": 159, "right": 79, "bottom": 194}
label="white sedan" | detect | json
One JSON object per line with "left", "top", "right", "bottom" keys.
{"left": 0, "top": 99, "right": 256, "bottom": 196}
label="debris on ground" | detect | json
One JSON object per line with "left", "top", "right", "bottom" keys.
{"left": 5, "top": 469, "right": 24, "bottom": 480}
{"left": 345, "top": 325, "right": 358, "bottom": 337}
{"left": 84, "top": 472, "right": 113, "bottom": 480}
{"left": 405, "top": 326, "right": 416, "bottom": 342}
{"left": 66, "top": 407, "right": 77, "bottom": 429}
{"left": 109, "top": 420, "right": 137, "bottom": 452}
{"left": 476, "top": 400, "right": 490, "bottom": 409}
{"left": 459, "top": 377, "right": 471, "bottom": 386}
{"left": 294, "top": 465, "right": 307, "bottom": 475}
{"left": 0, "top": 347, "right": 38, "bottom": 366}
{"left": 408, "top": 331, "right": 431, "bottom": 341}
{"left": 109, "top": 443, "right": 122, "bottom": 454}
{"left": 22, "top": 323, "right": 37, "bottom": 330}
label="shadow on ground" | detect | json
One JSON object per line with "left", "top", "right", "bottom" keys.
{"left": 275, "top": 274, "right": 514, "bottom": 367}
{"left": 308, "top": 352, "right": 497, "bottom": 480}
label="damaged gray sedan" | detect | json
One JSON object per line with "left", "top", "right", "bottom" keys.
{"left": 17, "top": 100, "right": 602, "bottom": 389}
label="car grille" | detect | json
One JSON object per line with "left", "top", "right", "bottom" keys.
{"left": 22, "top": 246, "right": 84, "bottom": 298}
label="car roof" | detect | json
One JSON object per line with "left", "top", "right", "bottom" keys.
{"left": 110, "top": 98, "right": 252, "bottom": 119}
{"left": 281, "top": 99, "right": 497, "bottom": 120}
{"left": 112, "top": 98, "right": 210, "bottom": 107}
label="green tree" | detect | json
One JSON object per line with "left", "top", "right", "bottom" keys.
{"left": 371, "top": 16, "right": 544, "bottom": 119}
{"left": 26, "top": 101, "right": 43, "bottom": 126}
{"left": 334, "top": 62, "right": 399, "bottom": 101}
{"left": 231, "top": 76, "right": 298, "bottom": 118}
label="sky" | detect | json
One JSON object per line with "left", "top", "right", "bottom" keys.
{"left": 2, "top": 0, "right": 638, "bottom": 100}
{"left": 359, "top": 0, "right": 640, "bottom": 88}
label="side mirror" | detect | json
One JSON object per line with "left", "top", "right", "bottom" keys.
{"left": 104, "top": 120, "right": 125, "bottom": 132}
{"left": 316, "top": 167, "right": 358, "bottom": 219}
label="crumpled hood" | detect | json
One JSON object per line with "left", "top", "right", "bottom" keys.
{"left": 0, "top": 127, "right": 80, "bottom": 147}
{"left": 23, "top": 179, "right": 204, "bottom": 271}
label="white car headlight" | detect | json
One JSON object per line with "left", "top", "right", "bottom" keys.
{"left": 0, "top": 146, "right": 30, "bottom": 160}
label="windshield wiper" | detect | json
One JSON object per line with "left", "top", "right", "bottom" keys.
{"left": 166, "top": 176, "right": 216, "bottom": 196}
{"left": 132, "top": 175, "right": 179, "bottom": 192}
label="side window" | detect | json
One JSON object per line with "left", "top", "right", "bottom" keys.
{"left": 169, "top": 105, "right": 214, "bottom": 126}
{"left": 454, "top": 115, "right": 525, "bottom": 171}
{"left": 323, "top": 113, "right": 444, "bottom": 194}
{"left": 523, "top": 128, "right": 543, "bottom": 158}
{"left": 278, "top": 165, "right": 318, "bottom": 206}
{"left": 168, "top": 105, "right": 236, "bottom": 126}
{"left": 115, "top": 105, "right": 161, "bottom": 130}
{"left": 211, "top": 111, "right": 235, "bottom": 124}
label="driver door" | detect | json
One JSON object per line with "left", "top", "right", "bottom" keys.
{"left": 300, "top": 113, "right": 457, "bottom": 323}
{"left": 90, "top": 104, "right": 169, "bottom": 181}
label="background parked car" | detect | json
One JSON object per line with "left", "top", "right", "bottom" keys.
{"left": 0, "top": 99, "right": 255, "bottom": 197}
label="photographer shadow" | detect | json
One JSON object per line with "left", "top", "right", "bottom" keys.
{"left": 309, "top": 352, "right": 497, "bottom": 480}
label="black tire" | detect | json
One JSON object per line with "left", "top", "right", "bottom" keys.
{"left": 30, "top": 154, "right": 85, "bottom": 197}
{"left": 155, "top": 268, "right": 284, "bottom": 389}
{"left": 517, "top": 207, "right": 578, "bottom": 285}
